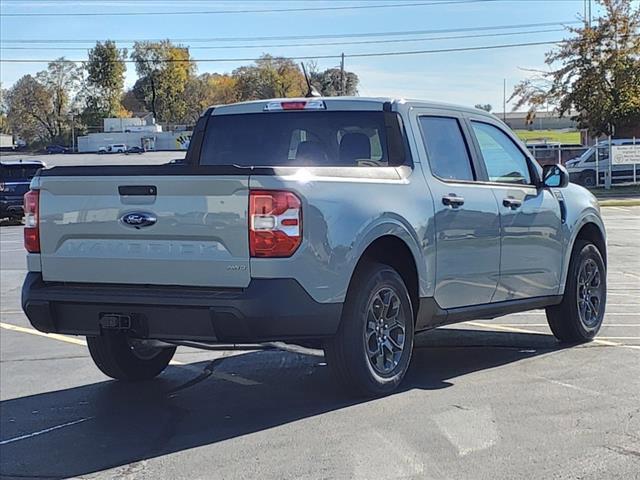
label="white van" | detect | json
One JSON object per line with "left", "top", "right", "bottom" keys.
{"left": 566, "top": 139, "right": 638, "bottom": 186}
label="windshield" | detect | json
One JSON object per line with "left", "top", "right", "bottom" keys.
{"left": 200, "top": 111, "right": 403, "bottom": 167}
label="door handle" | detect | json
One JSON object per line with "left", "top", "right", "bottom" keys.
{"left": 442, "top": 194, "right": 465, "bottom": 208}
{"left": 503, "top": 197, "right": 522, "bottom": 209}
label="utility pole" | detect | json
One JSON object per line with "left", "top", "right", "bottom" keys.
{"left": 70, "top": 113, "right": 75, "bottom": 153}
{"left": 340, "top": 52, "right": 345, "bottom": 96}
{"left": 503, "top": 78, "right": 507, "bottom": 122}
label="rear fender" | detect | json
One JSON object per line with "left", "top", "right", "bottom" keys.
{"left": 347, "top": 216, "right": 430, "bottom": 299}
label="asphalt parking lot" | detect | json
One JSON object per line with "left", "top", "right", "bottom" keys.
{"left": 0, "top": 206, "right": 638, "bottom": 480}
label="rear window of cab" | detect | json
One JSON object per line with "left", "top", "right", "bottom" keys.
{"left": 199, "top": 111, "right": 410, "bottom": 167}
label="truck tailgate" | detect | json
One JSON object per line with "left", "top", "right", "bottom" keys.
{"left": 38, "top": 175, "right": 251, "bottom": 288}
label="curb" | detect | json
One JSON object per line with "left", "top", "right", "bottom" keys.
{"left": 598, "top": 199, "right": 640, "bottom": 207}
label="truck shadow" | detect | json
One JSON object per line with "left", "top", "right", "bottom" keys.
{"left": 1, "top": 328, "right": 566, "bottom": 479}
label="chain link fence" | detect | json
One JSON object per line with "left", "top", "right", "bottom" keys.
{"left": 526, "top": 137, "right": 639, "bottom": 189}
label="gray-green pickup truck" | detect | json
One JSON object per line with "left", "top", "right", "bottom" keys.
{"left": 22, "top": 97, "right": 607, "bottom": 396}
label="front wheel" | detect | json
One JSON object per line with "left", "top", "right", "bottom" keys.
{"left": 87, "top": 333, "right": 176, "bottom": 380}
{"left": 546, "top": 240, "right": 606, "bottom": 343}
{"left": 324, "top": 262, "right": 414, "bottom": 397}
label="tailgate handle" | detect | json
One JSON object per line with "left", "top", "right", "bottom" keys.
{"left": 118, "top": 185, "right": 157, "bottom": 196}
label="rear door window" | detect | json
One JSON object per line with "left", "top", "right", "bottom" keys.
{"left": 200, "top": 111, "right": 396, "bottom": 167}
{"left": 418, "top": 116, "right": 475, "bottom": 181}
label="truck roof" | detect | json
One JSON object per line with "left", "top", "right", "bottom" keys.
{"left": 0, "top": 159, "right": 46, "bottom": 167}
{"left": 212, "top": 96, "right": 494, "bottom": 118}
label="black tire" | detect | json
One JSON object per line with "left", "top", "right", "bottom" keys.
{"left": 87, "top": 333, "right": 176, "bottom": 381}
{"left": 546, "top": 240, "right": 606, "bottom": 343}
{"left": 324, "top": 262, "right": 414, "bottom": 397}
{"left": 581, "top": 171, "right": 596, "bottom": 187}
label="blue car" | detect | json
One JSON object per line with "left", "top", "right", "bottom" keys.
{"left": 45, "top": 145, "right": 70, "bottom": 154}
{"left": 0, "top": 160, "right": 46, "bottom": 222}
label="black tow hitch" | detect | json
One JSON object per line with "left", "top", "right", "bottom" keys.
{"left": 99, "top": 313, "right": 132, "bottom": 330}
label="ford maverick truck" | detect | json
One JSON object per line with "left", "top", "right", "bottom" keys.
{"left": 21, "top": 98, "right": 607, "bottom": 396}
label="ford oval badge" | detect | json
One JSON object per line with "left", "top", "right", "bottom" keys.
{"left": 120, "top": 212, "right": 157, "bottom": 229}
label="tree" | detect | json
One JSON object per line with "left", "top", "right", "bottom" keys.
{"left": 308, "top": 64, "right": 359, "bottom": 96}
{"left": 232, "top": 55, "right": 306, "bottom": 100}
{"left": 7, "top": 59, "right": 82, "bottom": 144}
{"left": 6, "top": 75, "right": 59, "bottom": 143}
{"left": 0, "top": 84, "right": 9, "bottom": 134}
{"left": 510, "top": 0, "right": 640, "bottom": 137}
{"left": 121, "top": 88, "right": 146, "bottom": 115}
{"left": 36, "top": 58, "right": 83, "bottom": 140}
{"left": 183, "top": 73, "right": 238, "bottom": 123}
{"left": 131, "top": 40, "right": 196, "bottom": 124}
{"left": 84, "top": 41, "right": 128, "bottom": 121}
{"left": 474, "top": 104, "right": 493, "bottom": 112}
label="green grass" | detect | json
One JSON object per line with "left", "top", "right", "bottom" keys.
{"left": 514, "top": 130, "right": 581, "bottom": 144}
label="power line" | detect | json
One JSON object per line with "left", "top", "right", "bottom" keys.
{"left": 0, "top": 0, "right": 497, "bottom": 17}
{"left": 0, "top": 28, "right": 566, "bottom": 51}
{"left": 1, "top": 20, "right": 582, "bottom": 44}
{"left": 0, "top": 39, "right": 566, "bottom": 63}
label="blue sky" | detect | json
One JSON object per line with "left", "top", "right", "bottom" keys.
{"left": 0, "top": 0, "right": 625, "bottom": 111}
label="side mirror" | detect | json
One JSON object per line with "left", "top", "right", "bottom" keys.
{"left": 542, "top": 164, "right": 569, "bottom": 188}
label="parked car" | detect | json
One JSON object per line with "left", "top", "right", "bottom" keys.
{"left": 566, "top": 139, "right": 639, "bottom": 186}
{"left": 45, "top": 145, "right": 70, "bottom": 154}
{"left": 21, "top": 98, "right": 607, "bottom": 396}
{"left": 109, "top": 144, "right": 127, "bottom": 153}
{"left": 0, "top": 159, "right": 46, "bottom": 223}
{"left": 125, "top": 146, "right": 145, "bottom": 154}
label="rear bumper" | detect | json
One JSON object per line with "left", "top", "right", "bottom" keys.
{"left": 21, "top": 272, "right": 342, "bottom": 343}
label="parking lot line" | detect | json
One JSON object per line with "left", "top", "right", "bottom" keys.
{"left": 492, "top": 324, "right": 640, "bottom": 327}
{"left": 597, "top": 337, "right": 640, "bottom": 340}
{"left": 0, "top": 321, "right": 260, "bottom": 386}
{"left": 510, "top": 311, "right": 638, "bottom": 316}
{"left": 0, "top": 322, "right": 88, "bottom": 346}
{"left": 0, "top": 417, "right": 94, "bottom": 446}
{"left": 464, "top": 321, "right": 640, "bottom": 350}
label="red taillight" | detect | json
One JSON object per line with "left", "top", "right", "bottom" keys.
{"left": 281, "top": 101, "right": 307, "bottom": 110}
{"left": 249, "top": 190, "right": 301, "bottom": 257}
{"left": 24, "top": 189, "right": 40, "bottom": 253}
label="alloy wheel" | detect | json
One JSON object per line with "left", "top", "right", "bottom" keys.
{"left": 364, "top": 287, "right": 407, "bottom": 375}
{"left": 576, "top": 258, "right": 604, "bottom": 329}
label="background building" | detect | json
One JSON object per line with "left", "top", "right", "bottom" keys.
{"left": 77, "top": 117, "right": 191, "bottom": 152}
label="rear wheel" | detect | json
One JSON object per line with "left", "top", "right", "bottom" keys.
{"left": 324, "top": 262, "right": 414, "bottom": 397}
{"left": 581, "top": 171, "right": 596, "bottom": 187}
{"left": 546, "top": 240, "right": 606, "bottom": 343}
{"left": 87, "top": 333, "right": 176, "bottom": 381}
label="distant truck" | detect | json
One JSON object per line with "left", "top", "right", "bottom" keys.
{"left": 0, "top": 134, "right": 15, "bottom": 150}
{"left": 565, "top": 139, "right": 639, "bottom": 187}
{"left": 98, "top": 144, "right": 128, "bottom": 154}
